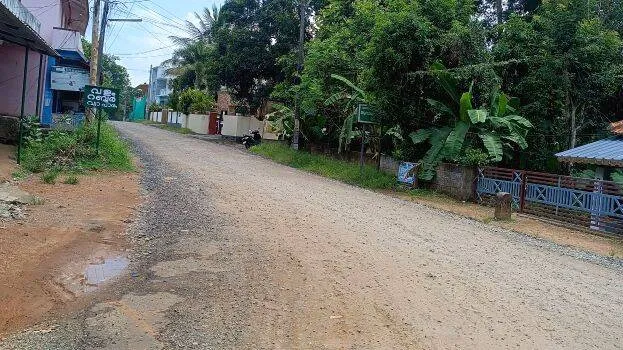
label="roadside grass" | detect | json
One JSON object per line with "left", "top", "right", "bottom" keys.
{"left": 11, "top": 168, "right": 29, "bottom": 180}
{"left": 41, "top": 169, "right": 60, "bottom": 184}
{"left": 249, "top": 143, "right": 456, "bottom": 205}
{"left": 135, "top": 119, "right": 157, "bottom": 124}
{"left": 250, "top": 143, "right": 396, "bottom": 190}
{"left": 63, "top": 175, "right": 79, "bottom": 185}
{"left": 19, "top": 122, "right": 134, "bottom": 183}
{"left": 158, "top": 124, "right": 193, "bottom": 134}
{"left": 136, "top": 119, "right": 193, "bottom": 135}
{"left": 252, "top": 143, "right": 623, "bottom": 261}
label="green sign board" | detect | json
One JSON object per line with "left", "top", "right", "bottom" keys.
{"left": 357, "top": 103, "right": 377, "bottom": 124}
{"left": 83, "top": 85, "right": 120, "bottom": 113}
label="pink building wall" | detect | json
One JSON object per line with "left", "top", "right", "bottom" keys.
{"left": 0, "top": 0, "right": 63, "bottom": 117}
{"left": 0, "top": 44, "right": 45, "bottom": 117}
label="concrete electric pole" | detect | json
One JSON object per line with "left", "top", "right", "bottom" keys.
{"left": 96, "top": 0, "right": 110, "bottom": 86}
{"left": 89, "top": 0, "right": 101, "bottom": 85}
{"left": 93, "top": 0, "right": 141, "bottom": 121}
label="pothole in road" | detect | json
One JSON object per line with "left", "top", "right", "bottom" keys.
{"left": 83, "top": 256, "right": 129, "bottom": 291}
{"left": 59, "top": 255, "right": 130, "bottom": 294}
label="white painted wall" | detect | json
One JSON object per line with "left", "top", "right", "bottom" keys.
{"left": 187, "top": 114, "right": 209, "bottom": 134}
{"left": 150, "top": 111, "right": 162, "bottom": 122}
{"left": 222, "top": 114, "right": 278, "bottom": 139}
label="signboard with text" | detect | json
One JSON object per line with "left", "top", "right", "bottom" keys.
{"left": 357, "top": 103, "right": 377, "bottom": 124}
{"left": 50, "top": 66, "right": 89, "bottom": 92}
{"left": 83, "top": 85, "right": 120, "bottom": 113}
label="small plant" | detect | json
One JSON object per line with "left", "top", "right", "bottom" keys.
{"left": 159, "top": 124, "right": 193, "bottom": 134}
{"left": 265, "top": 104, "right": 294, "bottom": 139}
{"left": 11, "top": 169, "right": 28, "bottom": 180}
{"left": 454, "top": 148, "right": 491, "bottom": 167}
{"left": 482, "top": 217, "right": 494, "bottom": 224}
{"left": 63, "top": 175, "right": 79, "bottom": 185}
{"left": 22, "top": 115, "right": 43, "bottom": 145}
{"left": 148, "top": 103, "right": 163, "bottom": 112}
{"left": 41, "top": 169, "right": 60, "bottom": 184}
{"left": 250, "top": 143, "right": 396, "bottom": 189}
{"left": 31, "top": 196, "right": 45, "bottom": 205}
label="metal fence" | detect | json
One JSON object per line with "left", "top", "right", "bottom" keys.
{"left": 476, "top": 167, "right": 623, "bottom": 235}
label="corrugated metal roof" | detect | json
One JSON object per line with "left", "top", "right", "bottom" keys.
{"left": 556, "top": 137, "right": 623, "bottom": 167}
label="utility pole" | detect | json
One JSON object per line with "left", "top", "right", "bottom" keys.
{"left": 96, "top": 0, "right": 110, "bottom": 86}
{"left": 89, "top": 0, "right": 101, "bottom": 85}
{"left": 291, "top": 0, "right": 305, "bottom": 150}
{"left": 96, "top": 1, "right": 142, "bottom": 86}
{"left": 147, "top": 65, "right": 152, "bottom": 119}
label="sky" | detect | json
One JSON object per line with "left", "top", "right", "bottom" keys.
{"left": 86, "top": 0, "right": 222, "bottom": 87}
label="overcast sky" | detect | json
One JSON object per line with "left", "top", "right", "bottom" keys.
{"left": 86, "top": 0, "right": 222, "bottom": 86}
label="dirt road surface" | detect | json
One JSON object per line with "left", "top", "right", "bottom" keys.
{"left": 2, "top": 121, "right": 622, "bottom": 349}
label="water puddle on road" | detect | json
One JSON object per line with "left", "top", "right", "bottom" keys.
{"left": 82, "top": 256, "right": 129, "bottom": 292}
{"left": 59, "top": 255, "right": 130, "bottom": 295}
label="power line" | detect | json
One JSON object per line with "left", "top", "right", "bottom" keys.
{"left": 136, "top": 0, "right": 187, "bottom": 28}
{"left": 107, "top": 0, "right": 135, "bottom": 51}
{"left": 111, "top": 44, "right": 177, "bottom": 55}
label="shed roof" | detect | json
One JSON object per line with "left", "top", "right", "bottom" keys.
{"left": 0, "top": 1, "right": 58, "bottom": 56}
{"left": 555, "top": 137, "right": 623, "bottom": 167}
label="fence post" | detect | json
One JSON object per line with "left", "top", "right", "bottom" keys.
{"left": 519, "top": 171, "right": 527, "bottom": 213}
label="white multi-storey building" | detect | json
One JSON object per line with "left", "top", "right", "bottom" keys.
{"left": 147, "top": 65, "right": 172, "bottom": 106}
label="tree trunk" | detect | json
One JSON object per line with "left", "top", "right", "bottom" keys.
{"left": 570, "top": 106, "right": 577, "bottom": 150}
{"left": 568, "top": 97, "right": 581, "bottom": 150}
{"left": 496, "top": 0, "right": 503, "bottom": 24}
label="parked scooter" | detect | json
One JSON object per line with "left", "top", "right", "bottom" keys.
{"left": 242, "top": 130, "right": 262, "bottom": 149}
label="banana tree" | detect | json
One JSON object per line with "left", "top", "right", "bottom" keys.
{"left": 325, "top": 74, "right": 404, "bottom": 160}
{"left": 324, "top": 74, "right": 369, "bottom": 152}
{"left": 410, "top": 84, "right": 533, "bottom": 181}
{"left": 265, "top": 103, "right": 294, "bottom": 140}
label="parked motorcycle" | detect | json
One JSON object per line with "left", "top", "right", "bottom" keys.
{"left": 242, "top": 130, "right": 262, "bottom": 149}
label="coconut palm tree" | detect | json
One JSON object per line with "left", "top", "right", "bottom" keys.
{"left": 165, "top": 5, "right": 221, "bottom": 92}
{"left": 169, "top": 5, "right": 220, "bottom": 45}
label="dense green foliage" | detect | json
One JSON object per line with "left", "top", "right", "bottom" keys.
{"left": 410, "top": 77, "right": 533, "bottom": 180}
{"left": 167, "top": 0, "right": 322, "bottom": 110}
{"left": 177, "top": 89, "right": 214, "bottom": 115}
{"left": 21, "top": 122, "right": 133, "bottom": 174}
{"left": 168, "top": 0, "right": 623, "bottom": 177}
{"left": 250, "top": 142, "right": 396, "bottom": 189}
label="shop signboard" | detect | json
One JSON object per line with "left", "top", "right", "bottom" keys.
{"left": 83, "top": 85, "right": 120, "bottom": 113}
{"left": 50, "top": 66, "right": 89, "bottom": 92}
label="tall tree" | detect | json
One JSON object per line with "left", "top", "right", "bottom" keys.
{"left": 494, "top": 0, "right": 623, "bottom": 170}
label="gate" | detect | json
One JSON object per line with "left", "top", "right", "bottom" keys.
{"left": 476, "top": 167, "right": 623, "bottom": 235}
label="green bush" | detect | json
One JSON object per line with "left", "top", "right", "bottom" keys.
{"left": 148, "top": 103, "right": 162, "bottom": 112}
{"left": 250, "top": 143, "right": 395, "bottom": 190}
{"left": 41, "top": 169, "right": 59, "bottom": 184}
{"left": 178, "top": 88, "right": 214, "bottom": 115}
{"left": 21, "top": 122, "right": 133, "bottom": 173}
{"left": 63, "top": 175, "right": 79, "bottom": 185}
{"left": 454, "top": 148, "right": 491, "bottom": 167}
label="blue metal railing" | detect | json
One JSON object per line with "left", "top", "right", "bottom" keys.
{"left": 476, "top": 167, "right": 623, "bottom": 234}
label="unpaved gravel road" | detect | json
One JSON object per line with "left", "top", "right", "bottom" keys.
{"left": 2, "top": 121, "right": 623, "bottom": 349}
